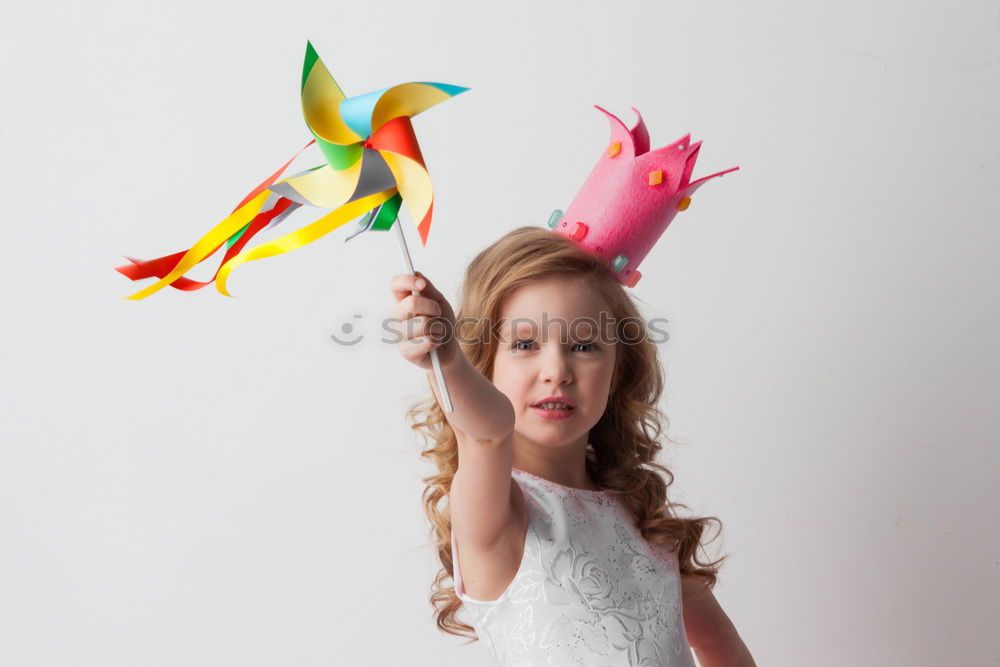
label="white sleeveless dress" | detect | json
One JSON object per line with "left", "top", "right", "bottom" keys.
{"left": 451, "top": 467, "right": 697, "bottom": 666}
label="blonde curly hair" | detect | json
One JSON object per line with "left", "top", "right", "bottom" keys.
{"left": 406, "top": 226, "right": 726, "bottom": 640}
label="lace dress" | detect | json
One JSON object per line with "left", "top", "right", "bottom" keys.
{"left": 451, "top": 467, "right": 697, "bottom": 667}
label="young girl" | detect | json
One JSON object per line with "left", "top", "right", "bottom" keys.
{"left": 390, "top": 226, "right": 756, "bottom": 666}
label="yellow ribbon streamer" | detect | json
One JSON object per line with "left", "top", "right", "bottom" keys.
{"left": 215, "top": 189, "right": 395, "bottom": 296}
{"left": 126, "top": 190, "right": 271, "bottom": 300}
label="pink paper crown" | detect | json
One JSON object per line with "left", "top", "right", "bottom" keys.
{"left": 549, "top": 106, "right": 738, "bottom": 287}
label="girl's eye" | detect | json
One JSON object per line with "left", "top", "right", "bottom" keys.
{"left": 513, "top": 341, "right": 598, "bottom": 352}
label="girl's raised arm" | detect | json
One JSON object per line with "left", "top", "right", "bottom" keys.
{"left": 389, "top": 272, "right": 520, "bottom": 553}
{"left": 389, "top": 271, "right": 514, "bottom": 441}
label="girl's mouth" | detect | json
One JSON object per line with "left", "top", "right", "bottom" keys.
{"left": 530, "top": 403, "right": 576, "bottom": 420}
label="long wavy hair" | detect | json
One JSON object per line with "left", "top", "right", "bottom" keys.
{"left": 406, "top": 226, "right": 726, "bottom": 640}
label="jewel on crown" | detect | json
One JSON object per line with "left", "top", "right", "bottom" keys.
{"left": 549, "top": 106, "right": 738, "bottom": 287}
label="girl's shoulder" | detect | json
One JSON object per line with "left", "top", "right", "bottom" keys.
{"left": 511, "top": 467, "right": 621, "bottom": 508}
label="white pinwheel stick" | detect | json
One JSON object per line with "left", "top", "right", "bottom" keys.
{"left": 394, "top": 219, "right": 454, "bottom": 414}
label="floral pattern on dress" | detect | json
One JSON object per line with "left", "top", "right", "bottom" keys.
{"left": 452, "top": 469, "right": 695, "bottom": 667}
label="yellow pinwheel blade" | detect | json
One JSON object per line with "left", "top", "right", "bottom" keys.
{"left": 371, "top": 83, "right": 460, "bottom": 135}
{"left": 276, "top": 161, "right": 363, "bottom": 209}
{"left": 380, "top": 151, "right": 433, "bottom": 235}
{"left": 302, "top": 55, "right": 363, "bottom": 146}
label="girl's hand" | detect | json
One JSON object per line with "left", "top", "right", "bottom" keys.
{"left": 389, "top": 272, "right": 460, "bottom": 371}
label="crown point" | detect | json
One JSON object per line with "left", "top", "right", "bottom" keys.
{"left": 607, "top": 141, "right": 622, "bottom": 158}
{"left": 677, "top": 197, "right": 692, "bottom": 211}
{"left": 547, "top": 209, "right": 563, "bottom": 228}
{"left": 569, "top": 221, "right": 588, "bottom": 241}
{"left": 611, "top": 254, "right": 628, "bottom": 273}
{"left": 648, "top": 170, "right": 663, "bottom": 186}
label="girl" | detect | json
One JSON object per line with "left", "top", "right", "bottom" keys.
{"left": 390, "top": 226, "right": 756, "bottom": 666}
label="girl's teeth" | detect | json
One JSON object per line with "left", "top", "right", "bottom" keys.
{"left": 539, "top": 403, "right": 570, "bottom": 410}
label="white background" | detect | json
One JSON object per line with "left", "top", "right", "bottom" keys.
{"left": 1, "top": 1, "right": 997, "bottom": 665}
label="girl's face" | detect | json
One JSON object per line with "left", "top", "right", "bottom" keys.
{"left": 491, "top": 276, "right": 618, "bottom": 452}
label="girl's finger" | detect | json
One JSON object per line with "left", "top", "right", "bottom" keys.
{"left": 411, "top": 272, "right": 456, "bottom": 320}
{"left": 390, "top": 295, "right": 442, "bottom": 322}
{"left": 389, "top": 273, "right": 427, "bottom": 301}
{"left": 400, "top": 333, "right": 439, "bottom": 364}
{"left": 399, "top": 316, "right": 445, "bottom": 343}
{"left": 411, "top": 271, "right": 441, "bottom": 299}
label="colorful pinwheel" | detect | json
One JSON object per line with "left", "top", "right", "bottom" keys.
{"left": 116, "top": 42, "right": 467, "bottom": 300}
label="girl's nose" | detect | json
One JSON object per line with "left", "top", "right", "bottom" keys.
{"left": 539, "top": 348, "right": 573, "bottom": 385}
